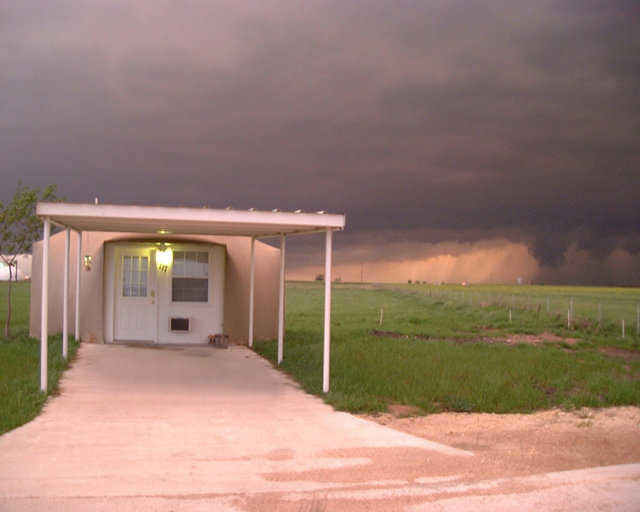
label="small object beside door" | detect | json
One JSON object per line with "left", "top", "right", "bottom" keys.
{"left": 208, "top": 334, "right": 229, "bottom": 349}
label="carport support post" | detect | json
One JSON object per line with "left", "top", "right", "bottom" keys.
{"left": 62, "top": 227, "right": 70, "bottom": 359}
{"left": 323, "top": 229, "right": 333, "bottom": 393}
{"left": 277, "top": 234, "right": 286, "bottom": 365}
{"left": 248, "top": 236, "right": 255, "bottom": 348}
{"left": 75, "top": 231, "right": 82, "bottom": 341}
{"left": 40, "top": 217, "right": 50, "bottom": 392}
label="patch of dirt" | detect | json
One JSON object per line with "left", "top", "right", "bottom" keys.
{"left": 498, "top": 332, "right": 579, "bottom": 346}
{"left": 600, "top": 347, "right": 640, "bottom": 361}
{"left": 369, "top": 329, "right": 579, "bottom": 346}
{"left": 369, "top": 329, "right": 419, "bottom": 340}
{"left": 361, "top": 406, "right": 640, "bottom": 477}
{"left": 387, "top": 404, "right": 422, "bottom": 417}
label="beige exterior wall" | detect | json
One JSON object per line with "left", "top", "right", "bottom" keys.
{"left": 30, "top": 231, "right": 279, "bottom": 344}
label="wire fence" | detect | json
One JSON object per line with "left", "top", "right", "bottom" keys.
{"left": 387, "top": 283, "right": 640, "bottom": 339}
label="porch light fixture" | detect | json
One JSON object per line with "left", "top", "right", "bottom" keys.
{"left": 157, "top": 229, "right": 171, "bottom": 235}
{"left": 156, "top": 247, "right": 172, "bottom": 272}
{"left": 83, "top": 255, "right": 92, "bottom": 271}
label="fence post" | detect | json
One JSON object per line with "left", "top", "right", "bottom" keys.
{"left": 622, "top": 319, "right": 625, "bottom": 338}
{"left": 379, "top": 308, "right": 384, "bottom": 326}
{"left": 509, "top": 309, "right": 512, "bottom": 323}
{"left": 570, "top": 297, "right": 573, "bottom": 321}
{"left": 568, "top": 309, "right": 571, "bottom": 329}
{"left": 598, "top": 303, "right": 602, "bottom": 326}
{"left": 546, "top": 297, "right": 550, "bottom": 314}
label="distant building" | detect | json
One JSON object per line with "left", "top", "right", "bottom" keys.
{"left": 0, "top": 254, "right": 32, "bottom": 281}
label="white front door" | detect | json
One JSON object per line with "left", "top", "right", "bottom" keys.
{"left": 114, "top": 248, "right": 157, "bottom": 342}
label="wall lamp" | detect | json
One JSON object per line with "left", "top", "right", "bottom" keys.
{"left": 156, "top": 248, "right": 172, "bottom": 273}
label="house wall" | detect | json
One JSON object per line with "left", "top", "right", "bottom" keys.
{"left": 30, "top": 231, "right": 280, "bottom": 344}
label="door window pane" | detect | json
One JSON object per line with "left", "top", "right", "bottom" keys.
{"left": 122, "top": 255, "right": 148, "bottom": 297}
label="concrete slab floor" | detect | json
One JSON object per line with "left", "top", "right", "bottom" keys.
{"left": 0, "top": 343, "right": 638, "bottom": 511}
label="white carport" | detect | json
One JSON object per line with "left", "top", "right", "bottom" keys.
{"left": 36, "top": 202, "right": 345, "bottom": 394}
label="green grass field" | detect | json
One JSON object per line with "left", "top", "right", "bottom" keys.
{"left": 0, "top": 281, "right": 78, "bottom": 435}
{"left": 395, "top": 282, "right": 640, "bottom": 331}
{"left": 254, "top": 281, "right": 640, "bottom": 414}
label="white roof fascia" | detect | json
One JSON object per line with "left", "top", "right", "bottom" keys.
{"left": 36, "top": 202, "right": 345, "bottom": 237}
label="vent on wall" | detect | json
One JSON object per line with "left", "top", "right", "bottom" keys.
{"left": 170, "top": 317, "right": 190, "bottom": 332}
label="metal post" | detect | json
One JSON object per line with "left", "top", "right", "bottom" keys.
{"left": 63, "top": 227, "right": 70, "bottom": 359}
{"left": 323, "top": 229, "right": 333, "bottom": 393}
{"left": 75, "top": 231, "right": 82, "bottom": 341}
{"left": 40, "top": 217, "right": 50, "bottom": 392}
{"left": 248, "top": 237, "right": 255, "bottom": 348}
{"left": 277, "top": 234, "right": 285, "bottom": 365}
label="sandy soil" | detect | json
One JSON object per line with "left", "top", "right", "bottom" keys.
{"left": 242, "top": 407, "right": 640, "bottom": 511}
{"left": 364, "top": 406, "right": 640, "bottom": 478}
{"left": 369, "top": 329, "right": 580, "bottom": 346}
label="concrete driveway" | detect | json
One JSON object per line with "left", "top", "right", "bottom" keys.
{"left": 0, "top": 343, "right": 638, "bottom": 511}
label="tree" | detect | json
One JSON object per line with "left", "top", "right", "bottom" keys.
{"left": 0, "top": 183, "right": 58, "bottom": 337}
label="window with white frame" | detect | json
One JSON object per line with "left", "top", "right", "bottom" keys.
{"left": 172, "top": 251, "right": 209, "bottom": 302}
{"left": 122, "top": 255, "right": 148, "bottom": 297}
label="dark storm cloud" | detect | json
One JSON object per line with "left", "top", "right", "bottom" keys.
{"left": 1, "top": 1, "right": 638, "bottom": 282}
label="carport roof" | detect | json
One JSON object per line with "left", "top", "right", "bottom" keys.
{"left": 36, "top": 202, "right": 345, "bottom": 238}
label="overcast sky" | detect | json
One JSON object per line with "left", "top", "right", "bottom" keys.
{"left": 1, "top": 1, "right": 638, "bottom": 284}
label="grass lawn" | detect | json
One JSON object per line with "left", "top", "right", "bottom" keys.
{"left": 0, "top": 281, "right": 78, "bottom": 435}
{"left": 254, "top": 281, "right": 640, "bottom": 414}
